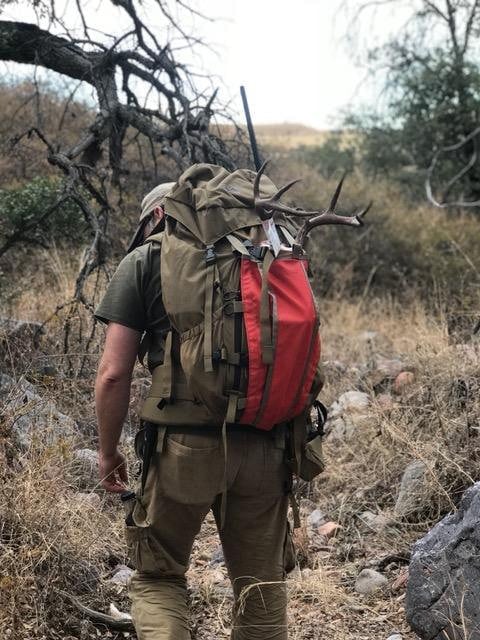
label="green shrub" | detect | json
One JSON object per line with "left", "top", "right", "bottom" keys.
{"left": 0, "top": 178, "right": 86, "bottom": 247}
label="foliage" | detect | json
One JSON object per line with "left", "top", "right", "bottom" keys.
{"left": 295, "top": 134, "right": 356, "bottom": 179}
{"left": 346, "top": 0, "right": 480, "bottom": 200}
{"left": 0, "top": 177, "right": 86, "bottom": 248}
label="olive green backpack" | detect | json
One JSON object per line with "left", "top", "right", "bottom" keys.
{"left": 140, "top": 163, "right": 324, "bottom": 430}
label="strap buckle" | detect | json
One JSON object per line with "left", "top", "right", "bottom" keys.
{"left": 244, "top": 240, "right": 268, "bottom": 261}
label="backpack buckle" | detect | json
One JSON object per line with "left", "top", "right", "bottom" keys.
{"left": 205, "top": 244, "right": 216, "bottom": 265}
{"left": 244, "top": 240, "right": 267, "bottom": 261}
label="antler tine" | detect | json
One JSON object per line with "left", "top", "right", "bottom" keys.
{"left": 294, "top": 196, "right": 372, "bottom": 248}
{"left": 354, "top": 200, "right": 372, "bottom": 223}
{"left": 253, "top": 159, "right": 270, "bottom": 200}
{"left": 328, "top": 172, "right": 347, "bottom": 211}
{"left": 271, "top": 179, "right": 302, "bottom": 201}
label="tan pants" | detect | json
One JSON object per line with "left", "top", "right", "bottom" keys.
{"left": 126, "top": 426, "right": 294, "bottom": 640}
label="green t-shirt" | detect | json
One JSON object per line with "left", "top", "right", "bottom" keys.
{"left": 95, "top": 241, "right": 169, "bottom": 370}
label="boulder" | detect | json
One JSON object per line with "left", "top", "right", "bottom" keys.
{"left": 406, "top": 482, "right": 480, "bottom": 640}
{"left": 394, "top": 460, "right": 429, "bottom": 519}
{"left": 358, "top": 510, "right": 390, "bottom": 532}
{"left": 108, "top": 564, "right": 134, "bottom": 587}
{"left": 1, "top": 375, "right": 77, "bottom": 449}
{"left": 307, "top": 508, "right": 327, "bottom": 528}
{"left": 325, "top": 391, "right": 372, "bottom": 440}
{"left": 70, "top": 448, "right": 99, "bottom": 491}
{"left": 365, "top": 356, "right": 409, "bottom": 389}
{"left": 393, "top": 371, "right": 416, "bottom": 395}
{"left": 0, "top": 317, "right": 43, "bottom": 343}
{"left": 0, "top": 318, "right": 43, "bottom": 369}
{"left": 355, "top": 568, "right": 388, "bottom": 595}
{"left": 209, "top": 545, "right": 225, "bottom": 566}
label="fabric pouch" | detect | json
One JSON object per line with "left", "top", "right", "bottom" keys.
{"left": 298, "top": 432, "right": 325, "bottom": 481}
{"left": 287, "top": 401, "right": 327, "bottom": 482}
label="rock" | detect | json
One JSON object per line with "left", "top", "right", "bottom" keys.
{"left": 355, "top": 568, "right": 388, "bottom": 595}
{"left": 108, "top": 564, "right": 134, "bottom": 586}
{"left": 70, "top": 448, "right": 99, "bottom": 491}
{"left": 366, "top": 356, "right": 408, "bottom": 389}
{"left": 391, "top": 568, "right": 409, "bottom": 592}
{"left": 209, "top": 545, "right": 224, "bottom": 566}
{"left": 318, "top": 521, "right": 340, "bottom": 539}
{"left": 393, "top": 371, "right": 416, "bottom": 395}
{"left": 358, "top": 510, "right": 389, "bottom": 532}
{"left": 0, "top": 318, "right": 43, "bottom": 368}
{"left": 326, "top": 391, "right": 372, "bottom": 440}
{"left": 0, "top": 317, "right": 43, "bottom": 342}
{"left": 394, "top": 460, "right": 429, "bottom": 519}
{"left": 322, "top": 360, "right": 348, "bottom": 376}
{"left": 307, "top": 508, "right": 326, "bottom": 528}
{"left": 1, "top": 375, "right": 77, "bottom": 449}
{"left": 108, "top": 603, "right": 132, "bottom": 621}
{"left": 335, "top": 391, "right": 371, "bottom": 413}
{"left": 406, "top": 482, "right": 480, "bottom": 640}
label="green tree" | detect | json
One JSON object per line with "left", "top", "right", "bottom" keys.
{"left": 347, "top": 0, "right": 480, "bottom": 201}
{"left": 296, "top": 134, "right": 356, "bottom": 179}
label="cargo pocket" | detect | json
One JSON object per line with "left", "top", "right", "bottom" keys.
{"left": 299, "top": 433, "right": 325, "bottom": 482}
{"left": 283, "top": 523, "right": 296, "bottom": 574}
{"left": 125, "top": 525, "right": 186, "bottom": 576}
{"left": 158, "top": 433, "right": 224, "bottom": 505}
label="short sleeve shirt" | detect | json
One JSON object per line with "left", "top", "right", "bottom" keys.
{"left": 94, "top": 240, "right": 169, "bottom": 370}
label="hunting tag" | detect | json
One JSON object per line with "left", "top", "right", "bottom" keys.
{"left": 262, "top": 218, "right": 282, "bottom": 256}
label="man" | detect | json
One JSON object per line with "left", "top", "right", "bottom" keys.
{"left": 95, "top": 182, "right": 294, "bottom": 640}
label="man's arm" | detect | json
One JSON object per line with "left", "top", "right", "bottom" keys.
{"left": 95, "top": 322, "right": 141, "bottom": 492}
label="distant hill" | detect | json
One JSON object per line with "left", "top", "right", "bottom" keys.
{"left": 254, "top": 123, "right": 334, "bottom": 149}
{"left": 216, "top": 122, "right": 339, "bottom": 150}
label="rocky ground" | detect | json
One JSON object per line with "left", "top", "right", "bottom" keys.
{"left": 1, "top": 300, "right": 479, "bottom": 639}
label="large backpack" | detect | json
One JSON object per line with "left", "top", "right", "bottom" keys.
{"left": 141, "top": 163, "right": 324, "bottom": 430}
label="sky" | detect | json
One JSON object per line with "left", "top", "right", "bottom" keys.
{"left": 1, "top": 0, "right": 413, "bottom": 129}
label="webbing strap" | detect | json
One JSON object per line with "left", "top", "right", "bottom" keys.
{"left": 226, "top": 233, "right": 250, "bottom": 256}
{"left": 293, "top": 414, "right": 304, "bottom": 475}
{"left": 150, "top": 331, "right": 173, "bottom": 400}
{"left": 139, "top": 422, "right": 158, "bottom": 497}
{"left": 219, "top": 421, "right": 228, "bottom": 530}
{"left": 204, "top": 261, "right": 217, "bottom": 373}
{"left": 226, "top": 393, "right": 238, "bottom": 424}
{"left": 279, "top": 225, "right": 296, "bottom": 246}
{"left": 260, "top": 250, "right": 275, "bottom": 365}
{"left": 289, "top": 492, "right": 301, "bottom": 529}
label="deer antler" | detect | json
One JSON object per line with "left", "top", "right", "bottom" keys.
{"left": 295, "top": 175, "right": 372, "bottom": 248}
{"left": 231, "top": 160, "right": 371, "bottom": 247}
{"left": 252, "top": 161, "right": 371, "bottom": 247}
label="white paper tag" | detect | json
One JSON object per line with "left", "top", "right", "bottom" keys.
{"left": 262, "top": 218, "right": 282, "bottom": 256}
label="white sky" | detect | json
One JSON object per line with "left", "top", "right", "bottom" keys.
{"left": 2, "top": 0, "right": 413, "bottom": 129}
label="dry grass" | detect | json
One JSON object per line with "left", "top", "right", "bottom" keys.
{"left": 0, "top": 423, "right": 129, "bottom": 639}
{"left": 1, "top": 227, "right": 480, "bottom": 638}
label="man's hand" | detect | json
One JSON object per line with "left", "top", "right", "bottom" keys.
{"left": 99, "top": 449, "right": 129, "bottom": 493}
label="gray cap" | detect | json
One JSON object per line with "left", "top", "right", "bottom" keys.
{"left": 140, "top": 182, "right": 175, "bottom": 221}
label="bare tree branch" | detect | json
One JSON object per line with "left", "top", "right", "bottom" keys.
{"left": 426, "top": 126, "right": 480, "bottom": 207}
